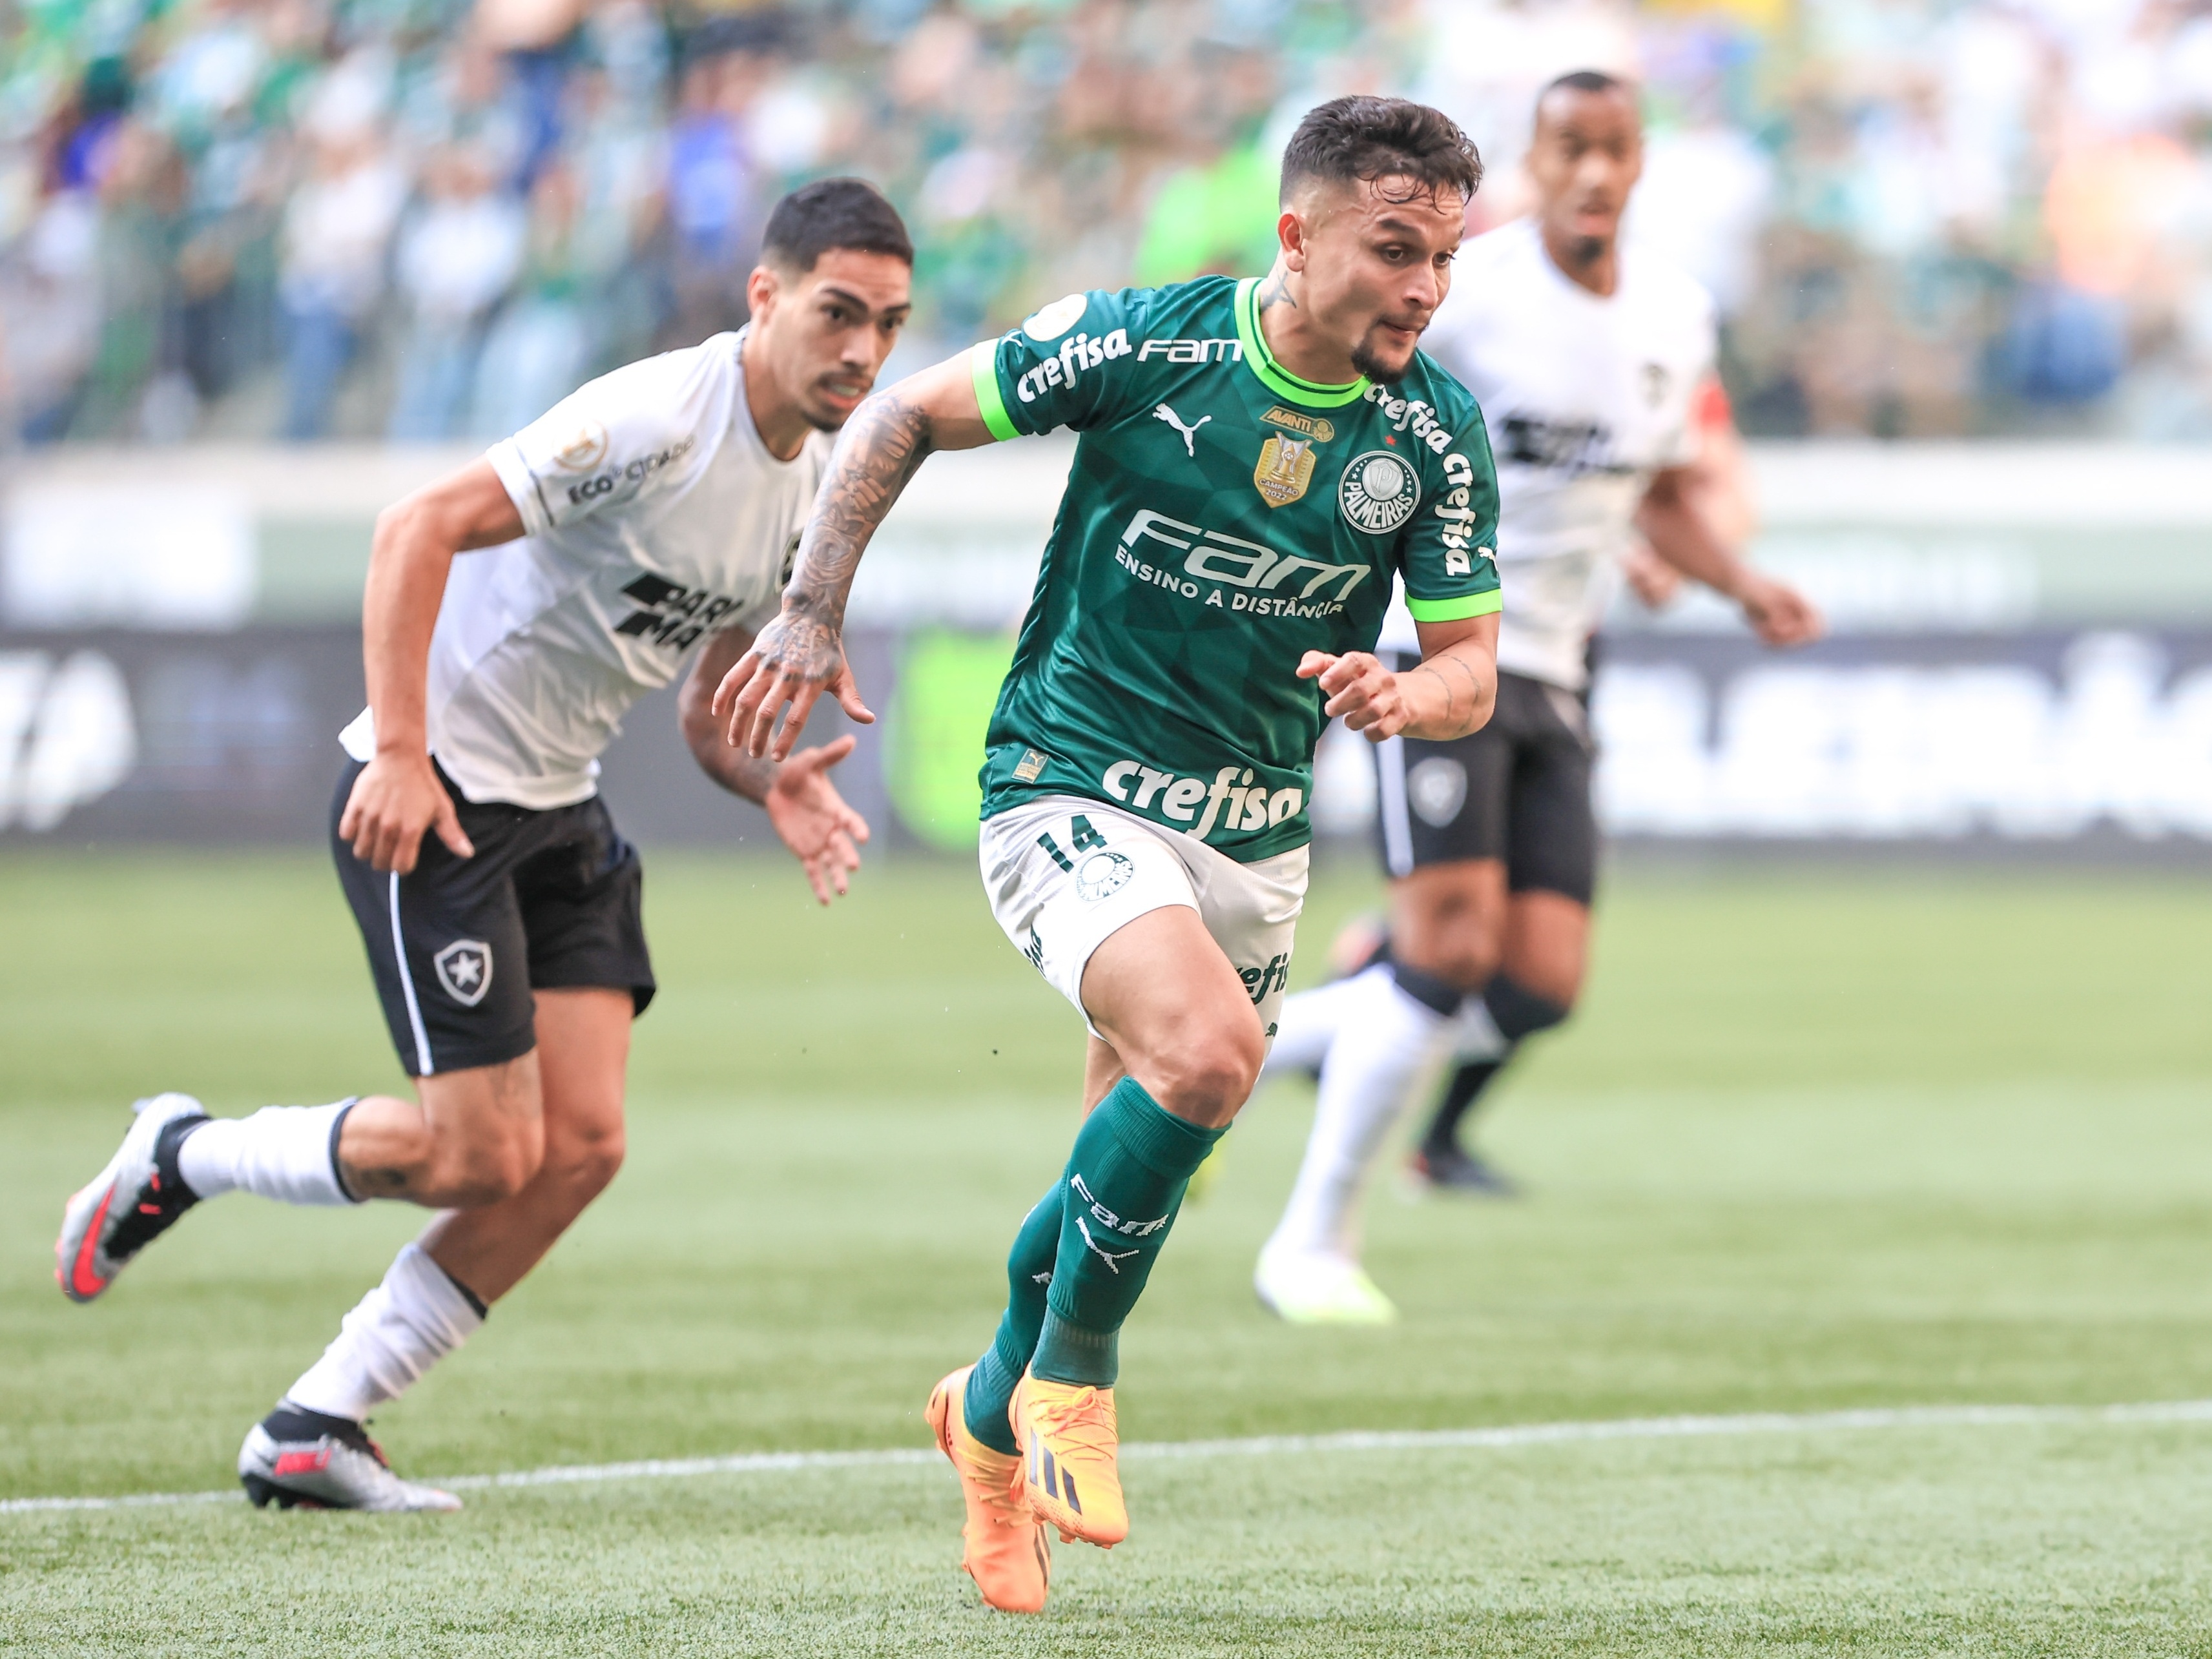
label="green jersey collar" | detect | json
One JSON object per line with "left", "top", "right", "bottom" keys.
{"left": 1234, "top": 279, "right": 1372, "bottom": 409}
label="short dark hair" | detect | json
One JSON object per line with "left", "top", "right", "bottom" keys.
{"left": 761, "top": 178, "right": 914, "bottom": 273}
{"left": 1279, "top": 96, "right": 1483, "bottom": 207}
{"left": 1540, "top": 69, "right": 1634, "bottom": 103}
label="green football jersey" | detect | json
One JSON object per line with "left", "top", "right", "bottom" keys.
{"left": 971, "top": 275, "right": 1502, "bottom": 862}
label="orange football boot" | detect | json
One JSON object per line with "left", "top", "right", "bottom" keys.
{"left": 1010, "top": 1372, "right": 1128, "bottom": 1549}
{"left": 927, "top": 1366, "right": 1050, "bottom": 1613}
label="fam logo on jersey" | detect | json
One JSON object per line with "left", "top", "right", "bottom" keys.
{"left": 550, "top": 419, "right": 609, "bottom": 473}
{"left": 1253, "top": 434, "right": 1316, "bottom": 508}
{"left": 1642, "top": 362, "right": 1671, "bottom": 408}
{"left": 1118, "top": 508, "right": 1372, "bottom": 610}
{"left": 1338, "top": 451, "right": 1421, "bottom": 534}
{"left": 434, "top": 940, "right": 493, "bottom": 1007}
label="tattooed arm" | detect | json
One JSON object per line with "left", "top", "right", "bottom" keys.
{"left": 714, "top": 352, "right": 997, "bottom": 759}
{"left": 1297, "top": 613, "right": 1499, "bottom": 745}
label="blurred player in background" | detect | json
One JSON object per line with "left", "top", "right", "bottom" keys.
{"left": 1253, "top": 72, "right": 1823, "bottom": 1326}
{"left": 54, "top": 180, "right": 911, "bottom": 1510}
{"left": 1407, "top": 367, "right": 1754, "bottom": 1191}
{"left": 717, "top": 98, "right": 1499, "bottom": 1613}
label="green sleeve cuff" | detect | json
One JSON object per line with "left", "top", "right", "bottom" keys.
{"left": 1406, "top": 590, "right": 1504, "bottom": 622}
{"left": 970, "top": 342, "right": 1019, "bottom": 443}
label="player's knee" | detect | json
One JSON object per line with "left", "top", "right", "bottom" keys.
{"left": 1426, "top": 935, "right": 1502, "bottom": 992}
{"left": 546, "top": 1119, "right": 625, "bottom": 1200}
{"left": 430, "top": 1119, "right": 543, "bottom": 1206}
{"left": 1151, "top": 1024, "right": 1264, "bottom": 1123}
{"left": 1396, "top": 903, "right": 1503, "bottom": 991}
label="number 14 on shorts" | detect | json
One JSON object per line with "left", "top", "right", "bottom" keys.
{"left": 1039, "top": 815, "right": 1137, "bottom": 904}
{"left": 1036, "top": 815, "right": 1110, "bottom": 870}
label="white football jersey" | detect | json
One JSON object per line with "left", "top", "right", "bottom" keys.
{"left": 341, "top": 330, "right": 831, "bottom": 809}
{"left": 1380, "top": 218, "right": 1715, "bottom": 690}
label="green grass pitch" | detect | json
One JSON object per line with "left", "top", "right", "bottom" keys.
{"left": 5, "top": 848, "right": 2212, "bottom": 1655}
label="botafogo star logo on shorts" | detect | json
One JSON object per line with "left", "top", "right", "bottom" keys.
{"left": 433, "top": 940, "right": 493, "bottom": 1007}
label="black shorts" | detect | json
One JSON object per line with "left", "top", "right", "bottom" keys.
{"left": 1371, "top": 661, "right": 1598, "bottom": 905}
{"left": 331, "top": 761, "right": 656, "bottom": 1077}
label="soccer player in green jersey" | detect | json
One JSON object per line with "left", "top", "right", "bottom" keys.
{"left": 716, "top": 97, "right": 1500, "bottom": 1612}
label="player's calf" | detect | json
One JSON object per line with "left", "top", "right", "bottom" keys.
{"left": 333, "top": 1064, "right": 547, "bottom": 1207}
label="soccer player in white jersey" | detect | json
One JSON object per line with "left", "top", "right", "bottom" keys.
{"left": 1252, "top": 72, "right": 1823, "bottom": 1324}
{"left": 54, "top": 180, "right": 913, "bottom": 1510}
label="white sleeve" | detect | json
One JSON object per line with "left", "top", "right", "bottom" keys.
{"left": 1655, "top": 291, "right": 1719, "bottom": 471}
{"left": 486, "top": 344, "right": 719, "bottom": 538}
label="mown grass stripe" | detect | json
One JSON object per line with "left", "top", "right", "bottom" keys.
{"left": 10, "top": 1397, "right": 2212, "bottom": 1517}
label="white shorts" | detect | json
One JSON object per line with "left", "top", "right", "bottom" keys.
{"left": 980, "top": 793, "right": 1308, "bottom": 1040}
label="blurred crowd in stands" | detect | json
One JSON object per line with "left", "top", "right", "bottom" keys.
{"left": 5, "top": 0, "right": 2212, "bottom": 444}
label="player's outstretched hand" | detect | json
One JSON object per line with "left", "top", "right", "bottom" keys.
{"left": 338, "top": 752, "right": 475, "bottom": 876}
{"left": 1298, "top": 650, "right": 1409, "bottom": 743}
{"left": 1739, "top": 574, "right": 1824, "bottom": 648}
{"left": 712, "top": 610, "right": 876, "bottom": 761}
{"left": 765, "top": 732, "right": 871, "bottom": 905}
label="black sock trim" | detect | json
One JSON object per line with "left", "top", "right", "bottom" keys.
{"left": 1483, "top": 976, "right": 1571, "bottom": 1042}
{"left": 327, "top": 1098, "right": 362, "bottom": 1204}
{"left": 1390, "top": 960, "right": 1463, "bottom": 1018}
{"left": 157, "top": 1114, "right": 212, "bottom": 1202}
{"left": 264, "top": 1401, "right": 370, "bottom": 1450}
{"left": 434, "top": 1260, "right": 489, "bottom": 1320}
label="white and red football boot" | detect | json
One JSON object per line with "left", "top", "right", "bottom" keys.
{"left": 239, "top": 1405, "right": 460, "bottom": 1512}
{"left": 56, "top": 1093, "right": 209, "bottom": 1304}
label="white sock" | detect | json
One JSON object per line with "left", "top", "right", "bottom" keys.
{"left": 1256, "top": 965, "right": 1387, "bottom": 1087}
{"left": 177, "top": 1100, "right": 359, "bottom": 1206}
{"left": 1451, "top": 996, "right": 1509, "bottom": 1064}
{"left": 1263, "top": 967, "right": 1457, "bottom": 1263}
{"left": 284, "top": 1242, "right": 485, "bottom": 1423}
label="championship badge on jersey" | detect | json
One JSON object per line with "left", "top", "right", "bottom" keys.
{"left": 1253, "top": 434, "right": 1316, "bottom": 508}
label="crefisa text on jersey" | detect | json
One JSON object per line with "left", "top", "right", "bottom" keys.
{"left": 1011, "top": 328, "right": 1133, "bottom": 404}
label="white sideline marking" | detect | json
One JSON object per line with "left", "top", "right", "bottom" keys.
{"left": 9, "top": 1398, "right": 2212, "bottom": 1518}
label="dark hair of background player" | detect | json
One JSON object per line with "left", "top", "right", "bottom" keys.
{"left": 1278, "top": 96, "right": 1483, "bottom": 209}
{"left": 761, "top": 178, "right": 916, "bottom": 273}
{"left": 1540, "top": 68, "right": 1633, "bottom": 102}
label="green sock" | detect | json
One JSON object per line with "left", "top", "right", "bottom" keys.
{"left": 1031, "top": 1077, "right": 1224, "bottom": 1387}
{"left": 962, "top": 1183, "right": 1060, "bottom": 1455}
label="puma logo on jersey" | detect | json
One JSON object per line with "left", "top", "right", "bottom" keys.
{"left": 1153, "top": 403, "right": 1210, "bottom": 455}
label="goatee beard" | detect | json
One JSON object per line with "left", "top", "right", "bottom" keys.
{"left": 1350, "top": 338, "right": 1408, "bottom": 386}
